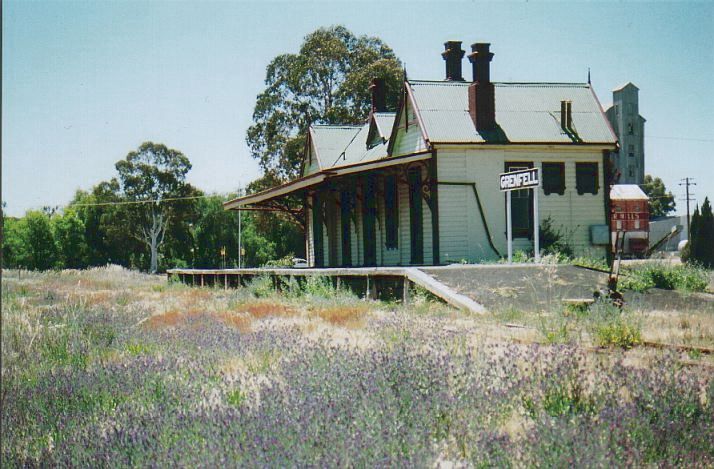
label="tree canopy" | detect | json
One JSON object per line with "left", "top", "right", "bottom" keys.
{"left": 642, "top": 175, "right": 676, "bottom": 218}
{"left": 246, "top": 25, "right": 403, "bottom": 182}
{"left": 686, "top": 197, "right": 714, "bottom": 268}
{"left": 115, "top": 142, "right": 200, "bottom": 273}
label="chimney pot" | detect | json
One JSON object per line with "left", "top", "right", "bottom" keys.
{"left": 441, "top": 41, "right": 465, "bottom": 81}
{"left": 369, "top": 77, "right": 386, "bottom": 113}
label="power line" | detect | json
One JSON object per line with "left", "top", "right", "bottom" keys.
{"left": 67, "top": 194, "right": 225, "bottom": 208}
{"left": 646, "top": 135, "right": 714, "bottom": 143}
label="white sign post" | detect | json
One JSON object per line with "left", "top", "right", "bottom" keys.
{"left": 499, "top": 167, "right": 541, "bottom": 263}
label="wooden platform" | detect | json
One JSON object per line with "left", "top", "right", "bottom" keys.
{"left": 166, "top": 267, "right": 485, "bottom": 314}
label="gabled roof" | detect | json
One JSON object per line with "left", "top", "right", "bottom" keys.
{"left": 228, "top": 77, "right": 617, "bottom": 210}
{"left": 613, "top": 82, "right": 639, "bottom": 92}
{"left": 309, "top": 126, "right": 362, "bottom": 171}
{"left": 407, "top": 80, "right": 617, "bottom": 144}
{"left": 308, "top": 115, "right": 394, "bottom": 175}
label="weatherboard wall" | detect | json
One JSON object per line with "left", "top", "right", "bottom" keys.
{"left": 436, "top": 145, "right": 608, "bottom": 263}
{"left": 391, "top": 100, "right": 428, "bottom": 157}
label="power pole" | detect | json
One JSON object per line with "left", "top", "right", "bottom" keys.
{"left": 679, "top": 177, "right": 696, "bottom": 237}
{"left": 237, "top": 186, "right": 242, "bottom": 269}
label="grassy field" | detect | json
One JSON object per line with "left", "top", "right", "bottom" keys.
{"left": 2, "top": 266, "right": 713, "bottom": 466}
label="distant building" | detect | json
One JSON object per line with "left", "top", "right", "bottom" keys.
{"left": 605, "top": 83, "right": 645, "bottom": 185}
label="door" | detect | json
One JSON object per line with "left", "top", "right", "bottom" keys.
{"left": 326, "top": 191, "right": 339, "bottom": 267}
{"left": 340, "top": 187, "right": 353, "bottom": 267}
{"left": 312, "top": 193, "right": 324, "bottom": 267}
{"left": 362, "top": 175, "right": 377, "bottom": 266}
{"left": 408, "top": 167, "right": 424, "bottom": 264}
{"left": 505, "top": 162, "right": 534, "bottom": 238}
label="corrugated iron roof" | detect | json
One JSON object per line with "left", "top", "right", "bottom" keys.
{"left": 311, "top": 123, "right": 389, "bottom": 172}
{"left": 307, "top": 80, "right": 615, "bottom": 179}
{"left": 310, "top": 126, "right": 362, "bottom": 168}
{"left": 408, "top": 80, "right": 616, "bottom": 144}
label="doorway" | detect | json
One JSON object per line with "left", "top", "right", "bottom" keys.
{"left": 505, "top": 162, "right": 534, "bottom": 239}
{"left": 408, "top": 167, "right": 424, "bottom": 264}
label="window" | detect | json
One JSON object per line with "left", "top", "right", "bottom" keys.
{"left": 542, "top": 162, "right": 565, "bottom": 195}
{"left": 628, "top": 144, "right": 635, "bottom": 158}
{"left": 627, "top": 123, "right": 634, "bottom": 135}
{"left": 575, "top": 162, "right": 599, "bottom": 195}
{"left": 384, "top": 175, "right": 399, "bottom": 249}
{"left": 628, "top": 166, "right": 635, "bottom": 178}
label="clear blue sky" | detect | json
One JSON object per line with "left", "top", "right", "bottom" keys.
{"left": 3, "top": 1, "right": 713, "bottom": 217}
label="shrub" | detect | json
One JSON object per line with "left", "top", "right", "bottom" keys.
{"left": 587, "top": 300, "right": 641, "bottom": 349}
{"left": 262, "top": 254, "right": 295, "bottom": 268}
{"left": 539, "top": 216, "right": 574, "bottom": 257}
{"left": 620, "top": 263, "right": 709, "bottom": 292}
{"left": 245, "top": 274, "right": 275, "bottom": 298}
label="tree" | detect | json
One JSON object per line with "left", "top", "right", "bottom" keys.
{"left": 22, "top": 211, "right": 58, "bottom": 270}
{"left": 191, "top": 195, "right": 277, "bottom": 268}
{"left": 642, "top": 175, "right": 676, "bottom": 218}
{"left": 115, "top": 142, "right": 198, "bottom": 273}
{"left": 686, "top": 197, "right": 714, "bottom": 268}
{"left": 246, "top": 25, "right": 403, "bottom": 183}
{"left": 2, "top": 216, "right": 27, "bottom": 268}
{"left": 52, "top": 209, "right": 89, "bottom": 269}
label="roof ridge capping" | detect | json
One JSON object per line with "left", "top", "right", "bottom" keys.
{"left": 312, "top": 124, "right": 363, "bottom": 129}
{"left": 408, "top": 79, "right": 590, "bottom": 87}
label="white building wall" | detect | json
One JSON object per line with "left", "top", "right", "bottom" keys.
{"left": 436, "top": 145, "right": 609, "bottom": 262}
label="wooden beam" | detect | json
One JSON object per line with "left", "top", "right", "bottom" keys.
{"left": 404, "top": 268, "right": 486, "bottom": 314}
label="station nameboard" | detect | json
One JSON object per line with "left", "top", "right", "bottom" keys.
{"left": 499, "top": 168, "right": 540, "bottom": 191}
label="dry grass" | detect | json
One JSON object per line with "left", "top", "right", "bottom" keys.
{"left": 143, "top": 309, "right": 252, "bottom": 333}
{"left": 236, "top": 302, "right": 297, "bottom": 319}
{"left": 312, "top": 304, "right": 370, "bottom": 328}
{"left": 217, "top": 312, "right": 252, "bottom": 332}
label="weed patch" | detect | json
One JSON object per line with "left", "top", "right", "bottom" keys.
{"left": 620, "top": 263, "right": 709, "bottom": 293}
{"left": 313, "top": 304, "right": 370, "bottom": 327}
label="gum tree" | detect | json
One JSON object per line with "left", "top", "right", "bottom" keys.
{"left": 246, "top": 25, "right": 403, "bottom": 182}
{"left": 115, "top": 142, "right": 199, "bottom": 273}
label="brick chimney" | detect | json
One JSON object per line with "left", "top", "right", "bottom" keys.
{"left": 369, "top": 77, "right": 386, "bottom": 113}
{"left": 441, "top": 41, "right": 465, "bottom": 81}
{"left": 467, "top": 43, "right": 496, "bottom": 132}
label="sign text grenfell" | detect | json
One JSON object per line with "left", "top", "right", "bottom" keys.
{"left": 499, "top": 167, "right": 541, "bottom": 263}
{"left": 499, "top": 167, "right": 540, "bottom": 191}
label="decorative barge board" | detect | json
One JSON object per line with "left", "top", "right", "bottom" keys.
{"left": 166, "top": 267, "right": 487, "bottom": 314}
